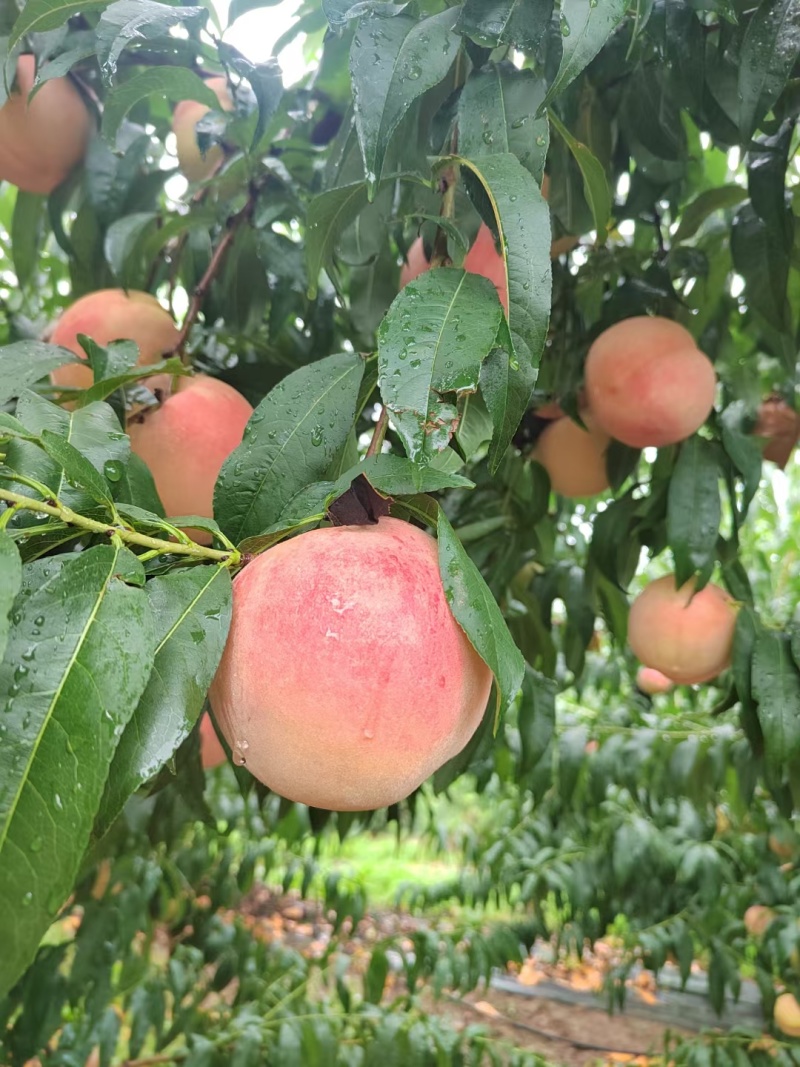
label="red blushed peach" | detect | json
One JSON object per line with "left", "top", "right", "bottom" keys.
{"left": 628, "top": 576, "right": 737, "bottom": 685}
{"left": 200, "top": 712, "right": 227, "bottom": 769}
{"left": 636, "top": 666, "right": 674, "bottom": 695}
{"left": 127, "top": 373, "right": 252, "bottom": 542}
{"left": 399, "top": 236, "right": 431, "bottom": 288}
{"left": 0, "top": 55, "right": 92, "bottom": 196}
{"left": 584, "top": 317, "right": 716, "bottom": 448}
{"left": 50, "top": 290, "right": 179, "bottom": 392}
{"left": 209, "top": 516, "right": 493, "bottom": 811}
{"left": 172, "top": 76, "right": 233, "bottom": 183}
{"left": 744, "top": 905, "right": 776, "bottom": 939}
{"left": 464, "top": 223, "right": 509, "bottom": 313}
{"left": 533, "top": 415, "right": 610, "bottom": 497}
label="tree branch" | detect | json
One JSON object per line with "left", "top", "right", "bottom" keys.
{"left": 365, "top": 407, "right": 389, "bottom": 458}
{"left": 0, "top": 489, "right": 239, "bottom": 564}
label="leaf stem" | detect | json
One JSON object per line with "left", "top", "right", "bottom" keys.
{"left": 0, "top": 489, "right": 239, "bottom": 565}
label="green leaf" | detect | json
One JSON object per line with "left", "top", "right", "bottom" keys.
{"left": 437, "top": 509, "right": 524, "bottom": 721}
{"left": 377, "top": 269, "right": 505, "bottom": 463}
{"left": 544, "top": 0, "right": 627, "bottom": 106}
{"left": 754, "top": 629, "right": 800, "bottom": 775}
{"left": 480, "top": 349, "right": 536, "bottom": 473}
{"left": 216, "top": 45, "right": 283, "bottom": 149}
{"left": 324, "top": 0, "right": 408, "bottom": 28}
{"left": 103, "top": 212, "right": 158, "bottom": 283}
{"left": 95, "top": 0, "right": 208, "bottom": 76}
{"left": 667, "top": 437, "right": 721, "bottom": 587}
{"left": 102, "top": 68, "right": 219, "bottom": 142}
{"left": 11, "top": 192, "right": 45, "bottom": 289}
{"left": 0, "top": 544, "right": 155, "bottom": 999}
{"left": 517, "top": 666, "right": 555, "bottom": 799}
{"left": 457, "top": 154, "right": 551, "bottom": 373}
{"left": 306, "top": 181, "right": 372, "bottom": 298}
{"left": 738, "top": 0, "right": 800, "bottom": 141}
{"left": 215, "top": 353, "right": 365, "bottom": 543}
{"left": 361, "top": 453, "right": 474, "bottom": 494}
{"left": 364, "top": 947, "right": 389, "bottom": 1004}
{"left": 350, "top": 9, "right": 460, "bottom": 190}
{"left": 96, "top": 564, "right": 233, "bottom": 837}
{"left": 9, "top": 0, "right": 110, "bottom": 50}
{"left": 456, "top": 0, "right": 553, "bottom": 53}
{"left": 0, "top": 342, "right": 78, "bottom": 405}
{"left": 674, "top": 186, "right": 748, "bottom": 243}
{"left": 0, "top": 533, "right": 22, "bottom": 665}
{"left": 78, "top": 356, "right": 189, "bottom": 407}
{"left": 457, "top": 63, "right": 549, "bottom": 182}
{"left": 38, "top": 430, "right": 116, "bottom": 511}
{"left": 7, "top": 394, "right": 130, "bottom": 518}
{"left": 548, "top": 108, "right": 611, "bottom": 239}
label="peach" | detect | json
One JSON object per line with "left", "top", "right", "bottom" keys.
{"left": 533, "top": 415, "right": 610, "bottom": 497}
{"left": 399, "top": 236, "right": 430, "bottom": 288}
{"left": 775, "top": 993, "right": 800, "bottom": 1038}
{"left": 172, "top": 77, "right": 233, "bottom": 182}
{"left": 127, "top": 373, "right": 252, "bottom": 541}
{"left": 755, "top": 396, "right": 800, "bottom": 469}
{"left": 464, "top": 223, "right": 509, "bottom": 313}
{"left": 584, "top": 317, "right": 717, "bottom": 448}
{"left": 628, "top": 576, "right": 737, "bottom": 685}
{"left": 209, "top": 516, "right": 493, "bottom": 811}
{"left": 744, "top": 905, "right": 776, "bottom": 939}
{"left": 636, "top": 666, "right": 674, "bottom": 695}
{"left": 50, "top": 290, "right": 179, "bottom": 393}
{"left": 0, "top": 55, "right": 91, "bottom": 196}
{"left": 200, "top": 712, "right": 227, "bottom": 769}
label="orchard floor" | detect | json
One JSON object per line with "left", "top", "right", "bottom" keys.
{"left": 235, "top": 886, "right": 708, "bottom": 1066}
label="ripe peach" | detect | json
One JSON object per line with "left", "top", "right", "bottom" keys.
{"left": 464, "top": 223, "right": 509, "bottom": 313}
{"left": 755, "top": 396, "right": 800, "bottom": 469}
{"left": 172, "top": 77, "right": 233, "bottom": 182}
{"left": 200, "top": 712, "right": 227, "bottom": 769}
{"left": 775, "top": 993, "right": 800, "bottom": 1038}
{"left": 636, "top": 666, "right": 674, "bottom": 695}
{"left": 50, "top": 290, "right": 179, "bottom": 393}
{"left": 209, "top": 517, "right": 493, "bottom": 811}
{"left": 533, "top": 415, "right": 610, "bottom": 497}
{"left": 628, "top": 576, "right": 737, "bottom": 685}
{"left": 744, "top": 905, "right": 776, "bottom": 939}
{"left": 399, "top": 236, "right": 430, "bottom": 288}
{"left": 0, "top": 55, "right": 91, "bottom": 196}
{"left": 584, "top": 317, "right": 716, "bottom": 448}
{"left": 127, "top": 373, "right": 252, "bottom": 541}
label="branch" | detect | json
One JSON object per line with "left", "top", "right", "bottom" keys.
{"left": 170, "top": 182, "right": 262, "bottom": 361}
{"left": 0, "top": 489, "right": 239, "bottom": 565}
{"left": 365, "top": 407, "right": 389, "bottom": 458}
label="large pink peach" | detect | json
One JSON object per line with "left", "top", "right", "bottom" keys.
{"left": 464, "top": 223, "right": 509, "bottom": 313}
{"left": 127, "top": 373, "right": 252, "bottom": 541}
{"left": 534, "top": 415, "right": 610, "bottom": 497}
{"left": 399, "top": 236, "right": 431, "bottom": 288}
{"left": 628, "top": 576, "right": 737, "bottom": 685}
{"left": 209, "top": 517, "right": 493, "bottom": 811}
{"left": 584, "top": 317, "right": 716, "bottom": 448}
{"left": 172, "top": 77, "right": 233, "bottom": 183}
{"left": 200, "top": 712, "right": 227, "bottom": 769}
{"left": 50, "top": 290, "right": 179, "bottom": 392}
{"left": 0, "top": 55, "right": 92, "bottom": 195}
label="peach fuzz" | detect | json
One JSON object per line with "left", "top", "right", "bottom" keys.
{"left": 50, "top": 290, "right": 179, "bottom": 392}
{"left": 127, "top": 373, "right": 252, "bottom": 542}
{"left": 533, "top": 415, "right": 610, "bottom": 498}
{"left": 636, "top": 666, "right": 674, "bottom": 695}
{"left": 209, "top": 517, "right": 493, "bottom": 811}
{"left": 628, "top": 576, "right": 737, "bottom": 686}
{"left": 0, "top": 55, "right": 91, "bottom": 196}
{"left": 172, "top": 77, "right": 233, "bottom": 183}
{"left": 584, "top": 316, "right": 716, "bottom": 448}
{"left": 200, "top": 712, "right": 227, "bottom": 769}
{"left": 775, "top": 993, "right": 800, "bottom": 1038}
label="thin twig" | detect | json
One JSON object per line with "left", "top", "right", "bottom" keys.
{"left": 0, "top": 489, "right": 238, "bottom": 564}
{"left": 170, "top": 182, "right": 262, "bottom": 362}
{"left": 365, "top": 407, "right": 389, "bottom": 458}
